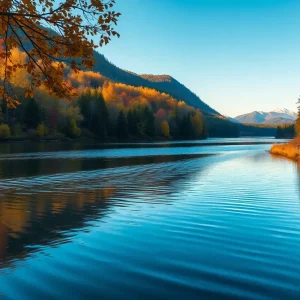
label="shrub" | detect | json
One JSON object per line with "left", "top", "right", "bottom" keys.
{"left": 0, "top": 124, "right": 11, "bottom": 139}
{"left": 68, "top": 119, "right": 81, "bottom": 138}
{"left": 270, "top": 138, "right": 300, "bottom": 159}
{"left": 36, "top": 123, "right": 48, "bottom": 138}
{"left": 12, "top": 123, "right": 22, "bottom": 137}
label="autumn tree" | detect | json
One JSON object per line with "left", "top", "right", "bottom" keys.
{"left": 161, "top": 120, "right": 170, "bottom": 138}
{"left": 0, "top": 0, "right": 120, "bottom": 107}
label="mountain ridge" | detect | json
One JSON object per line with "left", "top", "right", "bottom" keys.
{"left": 93, "top": 52, "right": 219, "bottom": 115}
{"left": 234, "top": 109, "right": 297, "bottom": 125}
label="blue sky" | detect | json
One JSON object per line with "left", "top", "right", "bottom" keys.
{"left": 99, "top": 0, "right": 300, "bottom": 116}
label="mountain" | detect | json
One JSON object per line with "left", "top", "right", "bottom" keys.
{"left": 93, "top": 52, "right": 219, "bottom": 115}
{"left": 20, "top": 30, "right": 220, "bottom": 115}
{"left": 234, "top": 109, "right": 297, "bottom": 125}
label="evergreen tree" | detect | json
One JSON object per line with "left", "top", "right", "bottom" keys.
{"left": 116, "top": 110, "right": 128, "bottom": 139}
{"left": 78, "top": 91, "right": 109, "bottom": 139}
{"left": 78, "top": 91, "right": 90, "bottom": 126}
{"left": 143, "top": 107, "right": 155, "bottom": 137}
{"left": 0, "top": 99, "right": 9, "bottom": 123}
{"left": 92, "top": 92, "right": 109, "bottom": 139}
{"left": 295, "top": 111, "right": 300, "bottom": 137}
{"left": 180, "top": 115, "right": 195, "bottom": 139}
{"left": 24, "top": 98, "right": 41, "bottom": 128}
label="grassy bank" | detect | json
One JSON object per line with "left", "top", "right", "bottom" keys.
{"left": 270, "top": 138, "right": 300, "bottom": 160}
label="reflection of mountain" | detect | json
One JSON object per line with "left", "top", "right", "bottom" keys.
{"left": 0, "top": 153, "right": 210, "bottom": 269}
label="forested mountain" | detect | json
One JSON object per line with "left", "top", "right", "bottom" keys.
{"left": 234, "top": 109, "right": 297, "bottom": 125}
{"left": 1, "top": 38, "right": 272, "bottom": 139}
{"left": 18, "top": 27, "right": 219, "bottom": 115}
{"left": 93, "top": 52, "right": 219, "bottom": 115}
{"left": 0, "top": 47, "right": 208, "bottom": 141}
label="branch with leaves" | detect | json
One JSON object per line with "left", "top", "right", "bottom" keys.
{"left": 0, "top": 0, "right": 120, "bottom": 107}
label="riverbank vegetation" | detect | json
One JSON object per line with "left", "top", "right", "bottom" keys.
{"left": 270, "top": 107, "right": 299, "bottom": 159}
{"left": 270, "top": 138, "right": 300, "bottom": 160}
{"left": 0, "top": 50, "right": 207, "bottom": 141}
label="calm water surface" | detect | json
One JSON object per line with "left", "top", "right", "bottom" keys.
{"left": 0, "top": 138, "right": 299, "bottom": 299}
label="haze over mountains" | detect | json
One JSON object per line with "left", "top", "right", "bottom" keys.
{"left": 234, "top": 109, "right": 297, "bottom": 125}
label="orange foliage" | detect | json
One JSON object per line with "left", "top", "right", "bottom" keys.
{"left": 101, "top": 81, "right": 194, "bottom": 116}
{"left": 0, "top": 0, "right": 120, "bottom": 105}
{"left": 161, "top": 120, "right": 170, "bottom": 137}
{"left": 68, "top": 71, "right": 106, "bottom": 89}
{"left": 0, "top": 47, "right": 29, "bottom": 92}
{"left": 270, "top": 138, "right": 300, "bottom": 160}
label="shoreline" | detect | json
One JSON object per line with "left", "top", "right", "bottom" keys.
{"left": 270, "top": 139, "right": 299, "bottom": 160}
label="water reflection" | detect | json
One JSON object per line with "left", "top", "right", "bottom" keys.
{"left": 0, "top": 152, "right": 211, "bottom": 270}
{"left": 0, "top": 153, "right": 211, "bottom": 179}
{"left": 1, "top": 140, "right": 300, "bottom": 299}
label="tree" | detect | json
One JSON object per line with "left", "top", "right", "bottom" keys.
{"left": 143, "top": 107, "right": 155, "bottom": 137}
{"left": 116, "top": 110, "right": 128, "bottom": 139}
{"left": 295, "top": 111, "right": 300, "bottom": 137}
{"left": 36, "top": 123, "right": 48, "bottom": 138}
{"left": 179, "top": 115, "right": 195, "bottom": 139}
{"left": 78, "top": 90, "right": 109, "bottom": 139}
{"left": 276, "top": 123, "right": 294, "bottom": 139}
{"left": 0, "top": 124, "right": 11, "bottom": 139}
{"left": 161, "top": 120, "right": 170, "bottom": 137}
{"left": 127, "top": 109, "right": 139, "bottom": 137}
{"left": 67, "top": 118, "right": 81, "bottom": 138}
{"left": 92, "top": 92, "right": 109, "bottom": 139}
{"left": 0, "top": 0, "right": 120, "bottom": 107}
{"left": 24, "top": 98, "right": 41, "bottom": 128}
{"left": 191, "top": 110, "right": 206, "bottom": 138}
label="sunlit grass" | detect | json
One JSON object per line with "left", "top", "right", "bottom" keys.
{"left": 270, "top": 138, "right": 300, "bottom": 160}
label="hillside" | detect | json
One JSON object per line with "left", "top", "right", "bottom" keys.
{"left": 93, "top": 52, "right": 219, "bottom": 115}
{"left": 234, "top": 109, "right": 296, "bottom": 125}
{"left": 20, "top": 29, "right": 220, "bottom": 115}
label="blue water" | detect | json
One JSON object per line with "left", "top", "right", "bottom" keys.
{"left": 0, "top": 138, "right": 299, "bottom": 299}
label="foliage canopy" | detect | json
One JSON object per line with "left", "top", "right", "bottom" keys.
{"left": 0, "top": 0, "right": 120, "bottom": 107}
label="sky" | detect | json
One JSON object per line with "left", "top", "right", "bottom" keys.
{"left": 99, "top": 0, "right": 300, "bottom": 117}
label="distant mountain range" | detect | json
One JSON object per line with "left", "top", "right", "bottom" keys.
{"left": 233, "top": 109, "right": 297, "bottom": 125}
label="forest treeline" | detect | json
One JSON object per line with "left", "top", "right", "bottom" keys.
{"left": 238, "top": 123, "right": 277, "bottom": 137}
{"left": 275, "top": 123, "right": 295, "bottom": 139}
{"left": 0, "top": 47, "right": 282, "bottom": 141}
{"left": 0, "top": 48, "right": 208, "bottom": 141}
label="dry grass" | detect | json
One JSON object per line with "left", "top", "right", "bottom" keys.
{"left": 270, "top": 138, "right": 300, "bottom": 160}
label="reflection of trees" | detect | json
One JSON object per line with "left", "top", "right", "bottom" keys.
{"left": 0, "top": 153, "right": 209, "bottom": 270}
{"left": 0, "top": 153, "right": 208, "bottom": 179}
{"left": 0, "top": 188, "right": 116, "bottom": 269}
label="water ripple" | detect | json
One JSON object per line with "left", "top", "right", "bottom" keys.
{"left": 0, "top": 140, "right": 300, "bottom": 299}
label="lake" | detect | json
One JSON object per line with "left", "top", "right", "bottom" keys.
{"left": 0, "top": 138, "right": 299, "bottom": 299}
